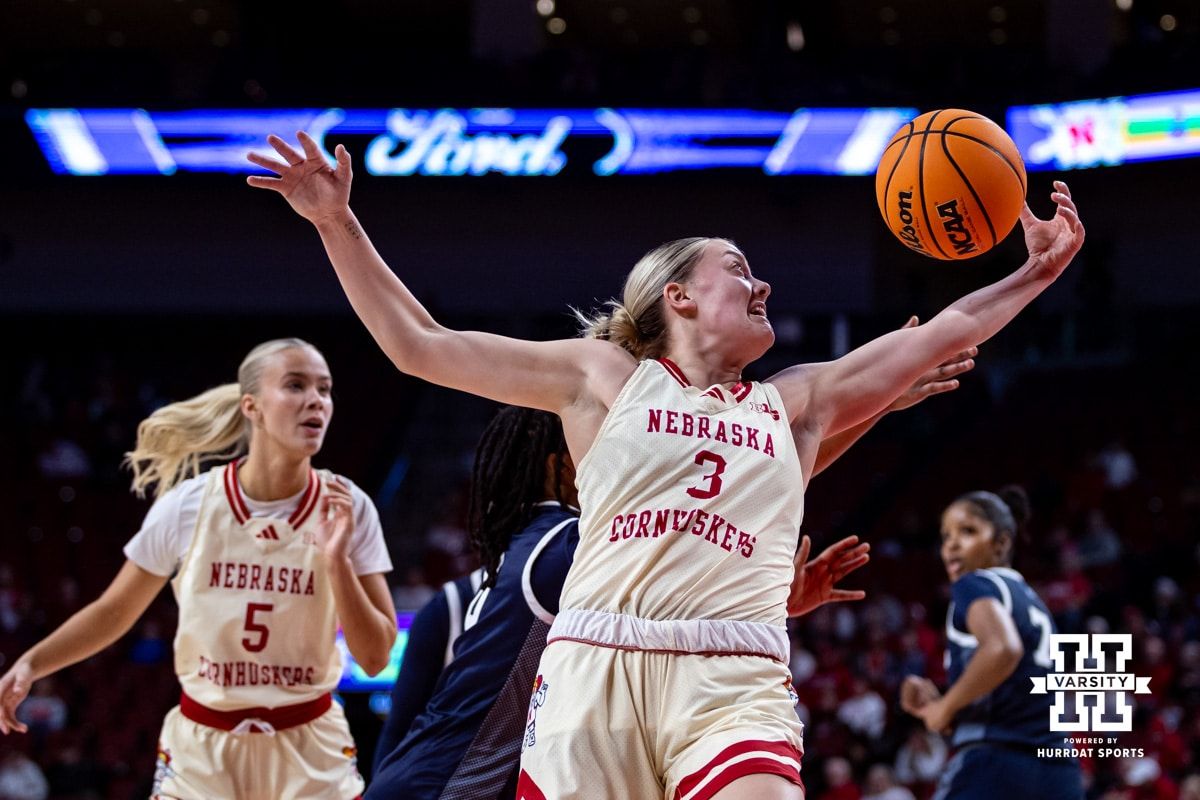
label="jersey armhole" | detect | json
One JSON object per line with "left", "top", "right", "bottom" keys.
{"left": 442, "top": 581, "right": 463, "bottom": 667}
{"left": 521, "top": 518, "right": 577, "bottom": 624}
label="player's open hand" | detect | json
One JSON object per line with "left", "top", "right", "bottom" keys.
{"left": 1020, "top": 180, "right": 1085, "bottom": 280}
{"left": 888, "top": 316, "right": 976, "bottom": 412}
{"left": 786, "top": 534, "right": 870, "bottom": 618}
{"left": 0, "top": 660, "right": 33, "bottom": 735}
{"left": 315, "top": 479, "right": 354, "bottom": 563}
{"left": 246, "top": 131, "right": 353, "bottom": 225}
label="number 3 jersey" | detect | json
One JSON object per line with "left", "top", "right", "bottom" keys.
{"left": 560, "top": 358, "right": 804, "bottom": 625}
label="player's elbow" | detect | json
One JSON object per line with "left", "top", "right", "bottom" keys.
{"left": 358, "top": 652, "right": 391, "bottom": 677}
{"left": 993, "top": 638, "right": 1024, "bottom": 673}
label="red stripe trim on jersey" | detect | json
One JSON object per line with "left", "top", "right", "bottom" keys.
{"left": 545, "top": 636, "right": 785, "bottom": 664}
{"left": 683, "top": 758, "right": 803, "bottom": 800}
{"left": 703, "top": 386, "right": 725, "bottom": 401}
{"left": 731, "top": 381, "right": 753, "bottom": 402}
{"left": 675, "top": 740, "right": 804, "bottom": 799}
{"left": 179, "top": 691, "right": 331, "bottom": 732}
{"left": 657, "top": 357, "right": 690, "bottom": 388}
{"left": 223, "top": 462, "right": 250, "bottom": 524}
{"left": 287, "top": 469, "right": 320, "bottom": 527}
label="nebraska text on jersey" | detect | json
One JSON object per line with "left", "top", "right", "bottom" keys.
{"left": 609, "top": 506, "right": 757, "bottom": 557}
{"left": 646, "top": 408, "right": 777, "bottom": 458}
{"left": 208, "top": 561, "right": 317, "bottom": 595}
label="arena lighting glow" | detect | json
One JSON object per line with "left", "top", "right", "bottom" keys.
{"left": 335, "top": 612, "right": 413, "bottom": 691}
{"left": 1007, "top": 88, "right": 1200, "bottom": 170}
{"left": 24, "top": 106, "right": 919, "bottom": 177}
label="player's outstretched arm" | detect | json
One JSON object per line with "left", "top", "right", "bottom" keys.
{"left": 0, "top": 561, "right": 167, "bottom": 734}
{"left": 773, "top": 182, "right": 1083, "bottom": 441}
{"left": 913, "top": 597, "right": 1023, "bottom": 734}
{"left": 247, "top": 132, "right": 631, "bottom": 415}
{"left": 809, "top": 317, "right": 976, "bottom": 479}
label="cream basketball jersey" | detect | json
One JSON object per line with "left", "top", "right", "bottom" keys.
{"left": 172, "top": 463, "right": 341, "bottom": 710}
{"left": 560, "top": 358, "right": 804, "bottom": 625}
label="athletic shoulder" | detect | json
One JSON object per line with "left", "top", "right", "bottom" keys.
{"left": 765, "top": 362, "right": 825, "bottom": 426}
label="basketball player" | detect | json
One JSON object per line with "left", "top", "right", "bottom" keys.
{"left": 0, "top": 338, "right": 396, "bottom": 800}
{"left": 900, "top": 487, "right": 1084, "bottom": 800}
{"left": 369, "top": 324, "right": 970, "bottom": 791}
{"left": 247, "top": 131, "right": 1083, "bottom": 799}
{"left": 370, "top": 400, "right": 907, "bottom": 799}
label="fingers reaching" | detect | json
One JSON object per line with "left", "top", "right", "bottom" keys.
{"left": 246, "top": 151, "right": 289, "bottom": 175}
{"left": 297, "top": 130, "right": 325, "bottom": 163}
{"left": 267, "top": 134, "right": 304, "bottom": 166}
{"left": 794, "top": 535, "right": 812, "bottom": 569}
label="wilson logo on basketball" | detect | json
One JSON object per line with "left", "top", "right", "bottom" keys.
{"left": 895, "top": 191, "right": 927, "bottom": 253}
{"left": 936, "top": 199, "right": 978, "bottom": 256}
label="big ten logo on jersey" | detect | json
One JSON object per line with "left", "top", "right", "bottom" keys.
{"left": 1030, "top": 634, "right": 1152, "bottom": 732}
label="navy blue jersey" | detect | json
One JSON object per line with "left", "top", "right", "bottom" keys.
{"left": 945, "top": 567, "right": 1060, "bottom": 749}
{"left": 367, "top": 502, "right": 579, "bottom": 800}
{"left": 373, "top": 570, "right": 482, "bottom": 775}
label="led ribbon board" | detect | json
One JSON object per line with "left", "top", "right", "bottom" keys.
{"left": 25, "top": 107, "right": 918, "bottom": 177}
{"left": 1008, "top": 89, "right": 1200, "bottom": 170}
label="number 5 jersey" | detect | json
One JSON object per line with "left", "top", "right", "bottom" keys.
{"left": 124, "top": 462, "right": 392, "bottom": 710}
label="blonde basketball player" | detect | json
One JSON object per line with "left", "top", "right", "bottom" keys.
{"left": 246, "top": 132, "right": 1084, "bottom": 800}
{"left": 0, "top": 338, "right": 395, "bottom": 800}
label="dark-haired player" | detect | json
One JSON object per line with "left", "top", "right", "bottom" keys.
{"left": 901, "top": 487, "right": 1084, "bottom": 800}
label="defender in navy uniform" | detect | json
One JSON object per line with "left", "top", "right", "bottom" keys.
{"left": 901, "top": 486, "right": 1084, "bottom": 800}
{"left": 372, "top": 567, "right": 483, "bottom": 775}
{"left": 367, "top": 406, "right": 581, "bottom": 800}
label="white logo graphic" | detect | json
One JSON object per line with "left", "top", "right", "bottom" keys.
{"left": 1031, "top": 634, "right": 1151, "bottom": 732}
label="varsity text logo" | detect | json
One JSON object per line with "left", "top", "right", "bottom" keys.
{"left": 1031, "top": 633, "right": 1151, "bottom": 732}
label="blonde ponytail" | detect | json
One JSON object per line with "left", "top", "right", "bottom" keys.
{"left": 124, "top": 337, "right": 318, "bottom": 499}
{"left": 576, "top": 237, "right": 717, "bottom": 360}
{"left": 125, "top": 384, "right": 246, "bottom": 499}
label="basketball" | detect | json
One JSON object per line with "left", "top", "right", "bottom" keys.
{"left": 875, "top": 109, "right": 1027, "bottom": 260}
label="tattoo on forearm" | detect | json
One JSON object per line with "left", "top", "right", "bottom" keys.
{"left": 345, "top": 221, "right": 363, "bottom": 240}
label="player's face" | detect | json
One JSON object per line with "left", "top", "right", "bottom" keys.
{"left": 680, "top": 240, "right": 774, "bottom": 363}
{"left": 939, "top": 501, "right": 1001, "bottom": 581}
{"left": 248, "top": 347, "right": 334, "bottom": 459}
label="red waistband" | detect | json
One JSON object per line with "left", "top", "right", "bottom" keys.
{"left": 179, "top": 691, "right": 332, "bottom": 732}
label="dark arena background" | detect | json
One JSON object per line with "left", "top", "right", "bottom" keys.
{"left": 2, "top": 2, "right": 1199, "bottom": 798}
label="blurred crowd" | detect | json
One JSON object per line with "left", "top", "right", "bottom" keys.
{"left": 1, "top": 316, "right": 1197, "bottom": 799}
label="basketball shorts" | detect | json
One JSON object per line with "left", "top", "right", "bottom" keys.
{"left": 151, "top": 697, "right": 364, "bottom": 800}
{"left": 517, "top": 609, "right": 805, "bottom": 800}
{"left": 934, "top": 743, "right": 1084, "bottom": 800}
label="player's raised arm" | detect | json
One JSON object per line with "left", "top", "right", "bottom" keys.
{"left": 773, "top": 181, "right": 1083, "bottom": 440}
{"left": 247, "top": 132, "right": 630, "bottom": 415}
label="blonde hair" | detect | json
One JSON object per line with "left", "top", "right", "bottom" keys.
{"left": 577, "top": 237, "right": 717, "bottom": 359}
{"left": 125, "top": 338, "right": 319, "bottom": 499}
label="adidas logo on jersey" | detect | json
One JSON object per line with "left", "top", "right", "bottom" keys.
{"left": 256, "top": 525, "right": 280, "bottom": 541}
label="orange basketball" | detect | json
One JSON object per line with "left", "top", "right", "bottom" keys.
{"left": 875, "top": 109, "right": 1026, "bottom": 260}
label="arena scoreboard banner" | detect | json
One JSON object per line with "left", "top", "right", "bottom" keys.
{"left": 24, "top": 106, "right": 918, "bottom": 177}
{"left": 25, "top": 91, "right": 1200, "bottom": 177}
{"left": 1007, "top": 88, "right": 1200, "bottom": 171}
